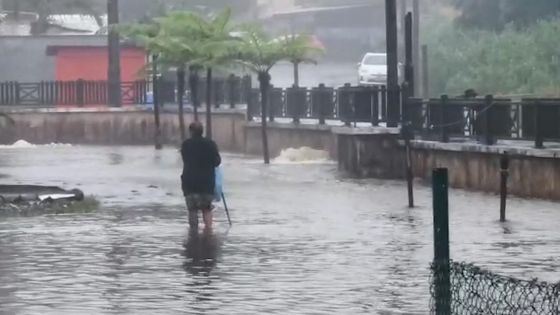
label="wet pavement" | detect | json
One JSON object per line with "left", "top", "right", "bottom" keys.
{"left": 0, "top": 145, "right": 559, "bottom": 314}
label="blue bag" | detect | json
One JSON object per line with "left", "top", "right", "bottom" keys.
{"left": 214, "top": 166, "right": 224, "bottom": 202}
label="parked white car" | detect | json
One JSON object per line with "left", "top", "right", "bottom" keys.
{"left": 357, "top": 53, "right": 387, "bottom": 86}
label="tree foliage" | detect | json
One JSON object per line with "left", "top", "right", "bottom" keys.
{"left": 425, "top": 17, "right": 560, "bottom": 97}
{"left": 451, "top": 0, "right": 560, "bottom": 30}
{"left": 280, "top": 33, "right": 323, "bottom": 66}
{"left": 235, "top": 25, "right": 289, "bottom": 74}
{"left": 122, "top": 8, "right": 239, "bottom": 72}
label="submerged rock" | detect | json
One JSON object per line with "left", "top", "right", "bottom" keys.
{"left": 0, "top": 185, "right": 97, "bottom": 216}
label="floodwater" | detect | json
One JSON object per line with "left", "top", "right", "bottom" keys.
{"left": 0, "top": 145, "right": 559, "bottom": 314}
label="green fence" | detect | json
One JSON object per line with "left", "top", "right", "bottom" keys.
{"left": 430, "top": 261, "right": 560, "bottom": 314}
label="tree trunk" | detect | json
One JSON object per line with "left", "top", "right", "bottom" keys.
{"left": 152, "top": 54, "right": 162, "bottom": 150}
{"left": 205, "top": 67, "right": 213, "bottom": 140}
{"left": 189, "top": 67, "right": 200, "bottom": 122}
{"left": 293, "top": 62, "right": 300, "bottom": 87}
{"left": 177, "top": 66, "right": 186, "bottom": 141}
{"left": 30, "top": 0, "right": 50, "bottom": 35}
{"left": 258, "top": 72, "right": 271, "bottom": 164}
{"left": 107, "top": 0, "right": 121, "bottom": 107}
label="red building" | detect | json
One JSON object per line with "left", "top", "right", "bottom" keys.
{"left": 47, "top": 45, "right": 146, "bottom": 81}
{"left": 45, "top": 45, "right": 147, "bottom": 106}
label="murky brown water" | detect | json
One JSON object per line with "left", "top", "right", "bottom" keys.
{"left": 0, "top": 145, "right": 559, "bottom": 314}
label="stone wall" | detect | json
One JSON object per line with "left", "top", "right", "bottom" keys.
{"left": 244, "top": 122, "right": 337, "bottom": 159}
{"left": 333, "top": 128, "right": 560, "bottom": 200}
{"left": 334, "top": 127, "right": 405, "bottom": 179}
{"left": 0, "top": 109, "right": 246, "bottom": 152}
{"left": 410, "top": 141, "right": 560, "bottom": 200}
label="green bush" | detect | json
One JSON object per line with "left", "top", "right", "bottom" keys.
{"left": 424, "top": 17, "right": 560, "bottom": 97}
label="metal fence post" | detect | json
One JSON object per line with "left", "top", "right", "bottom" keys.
{"left": 500, "top": 152, "right": 509, "bottom": 222}
{"left": 318, "top": 83, "right": 326, "bottom": 125}
{"left": 243, "top": 75, "right": 253, "bottom": 121}
{"left": 440, "top": 95, "right": 449, "bottom": 143}
{"left": 228, "top": 74, "right": 236, "bottom": 109}
{"left": 433, "top": 168, "right": 451, "bottom": 315}
{"left": 534, "top": 101, "right": 544, "bottom": 148}
{"left": 484, "top": 95, "right": 495, "bottom": 145}
{"left": 77, "top": 79, "right": 85, "bottom": 107}
{"left": 268, "top": 84, "right": 275, "bottom": 122}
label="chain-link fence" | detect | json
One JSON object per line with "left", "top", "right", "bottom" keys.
{"left": 430, "top": 261, "right": 560, "bottom": 314}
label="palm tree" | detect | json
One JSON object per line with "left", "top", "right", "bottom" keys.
{"left": 236, "top": 25, "right": 290, "bottom": 164}
{"left": 280, "top": 33, "right": 324, "bottom": 87}
{"left": 122, "top": 12, "right": 201, "bottom": 140}
{"left": 179, "top": 8, "right": 240, "bottom": 140}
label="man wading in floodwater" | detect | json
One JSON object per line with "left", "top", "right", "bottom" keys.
{"left": 181, "top": 122, "right": 221, "bottom": 231}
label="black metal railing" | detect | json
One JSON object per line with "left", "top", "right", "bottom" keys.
{"left": 247, "top": 84, "right": 391, "bottom": 126}
{"left": 0, "top": 74, "right": 251, "bottom": 108}
{"left": 405, "top": 96, "right": 560, "bottom": 145}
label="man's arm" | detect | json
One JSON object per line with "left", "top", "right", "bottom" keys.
{"left": 212, "top": 141, "right": 221, "bottom": 167}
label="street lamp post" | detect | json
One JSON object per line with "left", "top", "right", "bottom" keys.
{"left": 108, "top": 0, "right": 122, "bottom": 107}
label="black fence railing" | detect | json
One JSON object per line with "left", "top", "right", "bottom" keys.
{"left": 0, "top": 74, "right": 251, "bottom": 108}
{"left": 0, "top": 80, "right": 150, "bottom": 106}
{"left": 247, "top": 84, "right": 393, "bottom": 126}
{"left": 405, "top": 96, "right": 560, "bottom": 145}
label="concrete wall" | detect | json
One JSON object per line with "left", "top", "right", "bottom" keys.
{"left": 0, "top": 35, "right": 107, "bottom": 82}
{"left": 410, "top": 141, "right": 560, "bottom": 200}
{"left": 244, "top": 122, "right": 337, "bottom": 159}
{"left": 335, "top": 127, "right": 405, "bottom": 179}
{"left": 334, "top": 131, "right": 560, "bottom": 200}
{"left": 0, "top": 109, "right": 246, "bottom": 152}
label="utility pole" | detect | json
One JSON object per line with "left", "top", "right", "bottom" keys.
{"left": 412, "top": 0, "right": 420, "bottom": 96}
{"left": 107, "top": 0, "right": 122, "bottom": 107}
{"left": 399, "top": 0, "right": 407, "bottom": 66}
{"left": 385, "top": 0, "right": 400, "bottom": 127}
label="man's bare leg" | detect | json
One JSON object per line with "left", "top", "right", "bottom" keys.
{"left": 202, "top": 210, "right": 213, "bottom": 231}
{"left": 189, "top": 211, "right": 199, "bottom": 230}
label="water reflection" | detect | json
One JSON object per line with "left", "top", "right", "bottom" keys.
{"left": 108, "top": 153, "right": 124, "bottom": 165}
{"left": 182, "top": 230, "right": 220, "bottom": 276}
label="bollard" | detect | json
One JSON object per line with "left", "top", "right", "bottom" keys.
{"left": 432, "top": 168, "right": 451, "bottom": 315}
{"left": 500, "top": 152, "right": 509, "bottom": 222}
{"left": 402, "top": 122, "right": 415, "bottom": 208}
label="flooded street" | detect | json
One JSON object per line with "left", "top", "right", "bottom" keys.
{"left": 0, "top": 145, "right": 559, "bottom": 314}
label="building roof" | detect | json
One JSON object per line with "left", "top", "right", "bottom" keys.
{"left": 45, "top": 44, "right": 142, "bottom": 56}
{"left": 269, "top": 4, "right": 378, "bottom": 18}
{"left": 49, "top": 14, "right": 108, "bottom": 34}
{"left": 0, "top": 12, "right": 107, "bottom": 36}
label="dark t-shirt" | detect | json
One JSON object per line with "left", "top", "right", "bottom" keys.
{"left": 181, "top": 137, "right": 221, "bottom": 195}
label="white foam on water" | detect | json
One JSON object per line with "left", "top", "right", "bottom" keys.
{"left": 272, "top": 147, "right": 334, "bottom": 164}
{"left": 0, "top": 140, "right": 72, "bottom": 149}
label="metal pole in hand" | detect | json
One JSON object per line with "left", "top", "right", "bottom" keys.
{"left": 221, "top": 192, "right": 232, "bottom": 226}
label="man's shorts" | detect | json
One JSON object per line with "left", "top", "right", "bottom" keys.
{"left": 185, "top": 194, "right": 214, "bottom": 212}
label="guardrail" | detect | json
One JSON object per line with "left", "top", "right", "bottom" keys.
{"left": 405, "top": 96, "right": 560, "bottom": 146}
